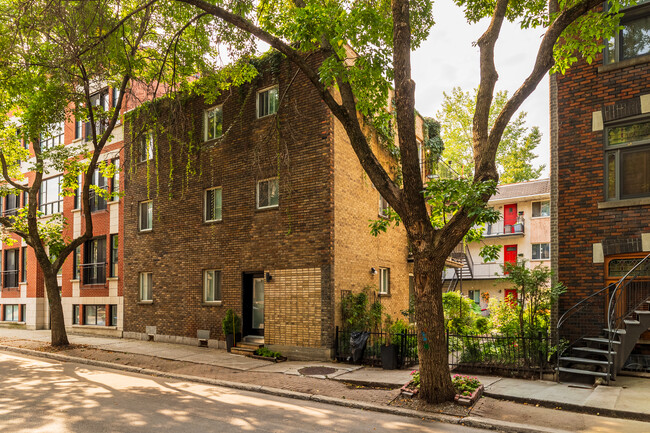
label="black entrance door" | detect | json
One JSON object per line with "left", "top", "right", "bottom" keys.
{"left": 242, "top": 272, "right": 264, "bottom": 337}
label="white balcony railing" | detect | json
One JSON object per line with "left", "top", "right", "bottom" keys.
{"left": 484, "top": 219, "right": 524, "bottom": 237}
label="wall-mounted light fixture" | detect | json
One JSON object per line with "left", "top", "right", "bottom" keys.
{"left": 370, "top": 267, "right": 377, "bottom": 275}
{"left": 265, "top": 272, "right": 272, "bottom": 282}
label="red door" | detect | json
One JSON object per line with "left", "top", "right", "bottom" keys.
{"left": 503, "top": 204, "right": 517, "bottom": 234}
{"left": 504, "top": 244, "right": 517, "bottom": 274}
{"left": 504, "top": 289, "right": 518, "bottom": 305}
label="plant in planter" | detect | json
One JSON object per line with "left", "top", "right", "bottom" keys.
{"left": 252, "top": 347, "right": 286, "bottom": 362}
{"left": 380, "top": 314, "right": 398, "bottom": 370}
{"left": 222, "top": 309, "right": 241, "bottom": 352}
{"left": 452, "top": 374, "right": 483, "bottom": 406}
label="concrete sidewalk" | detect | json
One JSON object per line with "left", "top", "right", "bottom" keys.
{"left": 1, "top": 327, "right": 648, "bottom": 421}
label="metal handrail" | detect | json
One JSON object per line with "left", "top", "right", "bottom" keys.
{"left": 605, "top": 252, "right": 650, "bottom": 382}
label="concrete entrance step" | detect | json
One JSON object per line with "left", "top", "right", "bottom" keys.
{"left": 230, "top": 346, "right": 257, "bottom": 356}
{"left": 237, "top": 342, "right": 264, "bottom": 351}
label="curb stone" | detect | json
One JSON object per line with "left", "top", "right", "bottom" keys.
{"left": 0, "top": 344, "right": 598, "bottom": 432}
{"left": 482, "top": 390, "right": 649, "bottom": 423}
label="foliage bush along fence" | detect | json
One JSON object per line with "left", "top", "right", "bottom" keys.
{"left": 447, "top": 330, "right": 552, "bottom": 378}
{"left": 334, "top": 326, "right": 419, "bottom": 368}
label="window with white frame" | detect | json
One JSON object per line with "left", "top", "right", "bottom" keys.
{"left": 532, "top": 243, "right": 550, "bottom": 260}
{"left": 139, "top": 200, "right": 153, "bottom": 231}
{"left": 140, "top": 272, "right": 152, "bottom": 301}
{"left": 3, "top": 305, "right": 19, "bottom": 322}
{"left": 378, "top": 194, "right": 390, "bottom": 217}
{"left": 204, "top": 270, "right": 222, "bottom": 302}
{"left": 257, "top": 178, "right": 279, "bottom": 209}
{"left": 40, "top": 121, "right": 64, "bottom": 150}
{"left": 531, "top": 200, "right": 550, "bottom": 218}
{"left": 204, "top": 187, "right": 222, "bottom": 222}
{"left": 39, "top": 176, "right": 63, "bottom": 215}
{"left": 379, "top": 267, "right": 390, "bottom": 295}
{"left": 204, "top": 106, "right": 223, "bottom": 141}
{"left": 257, "top": 87, "right": 279, "bottom": 118}
{"left": 139, "top": 132, "right": 153, "bottom": 162}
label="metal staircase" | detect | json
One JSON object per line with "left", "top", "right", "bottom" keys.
{"left": 446, "top": 244, "right": 474, "bottom": 292}
{"left": 557, "top": 253, "right": 650, "bottom": 383}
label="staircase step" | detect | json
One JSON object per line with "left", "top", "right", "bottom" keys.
{"left": 574, "top": 347, "right": 617, "bottom": 356}
{"left": 230, "top": 347, "right": 257, "bottom": 356}
{"left": 624, "top": 320, "right": 640, "bottom": 326}
{"left": 583, "top": 337, "right": 621, "bottom": 345}
{"left": 603, "top": 328, "right": 626, "bottom": 335}
{"left": 634, "top": 310, "right": 650, "bottom": 315}
{"left": 236, "top": 342, "right": 264, "bottom": 350}
{"left": 557, "top": 367, "right": 609, "bottom": 378}
{"left": 560, "top": 356, "right": 611, "bottom": 366}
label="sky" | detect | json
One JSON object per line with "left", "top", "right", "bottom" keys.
{"left": 411, "top": 0, "right": 550, "bottom": 177}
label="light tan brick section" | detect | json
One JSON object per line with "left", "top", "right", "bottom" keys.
{"left": 265, "top": 268, "right": 322, "bottom": 348}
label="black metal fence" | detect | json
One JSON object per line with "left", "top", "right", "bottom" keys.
{"left": 448, "top": 331, "right": 552, "bottom": 377}
{"left": 334, "top": 327, "right": 419, "bottom": 368}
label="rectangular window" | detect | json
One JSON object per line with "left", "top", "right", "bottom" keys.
{"left": 110, "top": 234, "right": 118, "bottom": 277}
{"left": 379, "top": 267, "right": 390, "bottom": 295}
{"left": 72, "top": 305, "right": 79, "bottom": 325}
{"left": 20, "top": 247, "right": 26, "bottom": 283}
{"left": 205, "top": 187, "right": 222, "bottom": 222}
{"left": 531, "top": 200, "right": 550, "bottom": 218}
{"left": 110, "top": 305, "right": 118, "bottom": 326}
{"left": 110, "top": 159, "right": 120, "bottom": 201}
{"left": 139, "top": 133, "right": 153, "bottom": 162}
{"left": 83, "top": 237, "right": 106, "bottom": 285}
{"left": 378, "top": 195, "right": 390, "bottom": 217}
{"left": 40, "top": 121, "right": 64, "bottom": 150}
{"left": 3, "top": 249, "right": 19, "bottom": 288}
{"left": 140, "top": 272, "right": 152, "bottom": 301}
{"left": 84, "top": 305, "right": 106, "bottom": 326}
{"left": 75, "top": 119, "right": 83, "bottom": 139}
{"left": 139, "top": 200, "right": 153, "bottom": 231}
{"left": 73, "top": 174, "right": 81, "bottom": 210}
{"left": 605, "top": 2, "right": 650, "bottom": 63}
{"left": 4, "top": 193, "right": 19, "bottom": 216}
{"left": 73, "top": 246, "right": 81, "bottom": 280}
{"left": 532, "top": 243, "right": 550, "bottom": 261}
{"left": 85, "top": 90, "right": 108, "bottom": 140}
{"left": 112, "top": 87, "right": 121, "bottom": 108}
{"left": 89, "top": 169, "right": 107, "bottom": 212}
{"left": 257, "top": 87, "right": 279, "bottom": 118}
{"left": 605, "top": 120, "right": 650, "bottom": 200}
{"left": 468, "top": 290, "right": 481, "bottom": 305}
{"left": 39, "top": 176, "right": 63, "bottom": 215}
{"left": 3, "top": 305, "right": 19, "bottom": 322}
{"left": 204, "top": 106, "right": 223, "bottom": 141}
{"left": 204, "top": 270, "right": 222, "bottom": 302}
{"left": 257, "top": 178, "right": 279, "bottom": 209}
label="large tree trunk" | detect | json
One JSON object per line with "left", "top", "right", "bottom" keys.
{"left": 413, "top": 250, "right": 456, "bottom": 403}
{"left": 44, "top": 269, "right": 69, "bottom": 347}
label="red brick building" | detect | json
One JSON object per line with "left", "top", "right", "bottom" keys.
{"left": 121, "top": 57, "right": 420, "bottom": 360}
{"left": 552, "top": 1, "right": 650, "bottom": 378}
{"left": 1, "top": 89, "right": 125, "bottom": 335}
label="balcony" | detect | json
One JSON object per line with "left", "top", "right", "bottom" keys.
{"left": 484, "top": 220, "right": 525, "bottom": 237}
{"left": 444, "top": 262, "right": 505, "bottom": 280}
{"left": 81, "top": 262, "right": 106, "bottom": 286}
{"left": 2, "top": 270, "right": 19, "bottom": 289}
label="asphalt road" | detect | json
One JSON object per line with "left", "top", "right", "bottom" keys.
{"left": 0, "top": 351, "right": 484, "bottom": 433}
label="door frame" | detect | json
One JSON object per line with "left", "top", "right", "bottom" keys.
{"left": 242, "top": 271, "right": 264, "bottom": 337}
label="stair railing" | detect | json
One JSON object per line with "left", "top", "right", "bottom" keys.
{"left": 606, "top": 252, "right": 650, "bottom": 382}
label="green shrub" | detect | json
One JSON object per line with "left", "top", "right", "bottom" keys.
{"left": 340, "top": 286, "right": 383, "bottom": 331}
{"left": 475, "top": 317, "right": 490, "bottom": 334}
{"left": 254, "top": 347, "right": 283, "bottom": 359}
{"left": 222, "top": 309, "right": 241, "bottom": 336}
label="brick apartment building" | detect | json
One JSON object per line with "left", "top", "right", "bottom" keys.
{"left": 444, "top": 179, "right": 551, "bottom": 312}
{"left": 0, "top": 89, "right": 125, "bottom": 335}
{"left": 552, "top": 1, "right": 650, "bottom": 378}
{"left": 121, "top": 56, "right": 424, "bottom": 360}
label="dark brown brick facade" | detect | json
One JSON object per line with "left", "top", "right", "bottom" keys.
{"left": 554, "top": 52, "right": 650, "bottom": 317}
{"left": 123, "top": 57, "right": 338, "bottom": 356}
